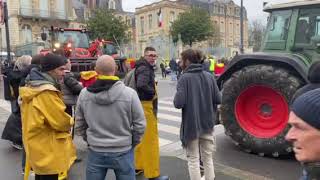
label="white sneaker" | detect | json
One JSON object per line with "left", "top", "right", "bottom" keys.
{"left": 11, "top": 142, "right": 23, "bottom": 150}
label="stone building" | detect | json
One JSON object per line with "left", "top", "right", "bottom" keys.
{"left": 0, "top": 0, "right": 74, "bottom": 55}
{"left": 135, "top": 0, "right": 188, "bottom": 59}
{"left": 79, "top": 0, "right": 136, "bottom": 58}
{"left": 135, "top": 0, "right": 250, "bottom": 59}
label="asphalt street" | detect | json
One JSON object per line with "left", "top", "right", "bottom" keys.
{"left": 0, "top": 76, "right": 302, "bottom": 180}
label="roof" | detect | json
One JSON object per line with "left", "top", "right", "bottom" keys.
{"left": 264, "top": 0, "right": 320, "bottom": 12}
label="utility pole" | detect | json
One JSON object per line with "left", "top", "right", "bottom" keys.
{"left": 240, "top": 0, "right": 244, "bottom": 54}
{"left": 3, "top": 1, "right": 11, "bottom": 62}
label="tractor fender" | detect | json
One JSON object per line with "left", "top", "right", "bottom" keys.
{"left": 217, "top": 52, "right": 309, "bottom": 89}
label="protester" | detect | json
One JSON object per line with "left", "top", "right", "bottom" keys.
{"left": 1, "top": 55, "right": 32, "bottom": 150}
{"left": 61, "top": 59, "right": 83, "bottom": 116}
{"left": 20, "top": 54, "right": 44, "bottom": 175}
{"left": 160, "top": 62, "right": 166, "bottom": 79}
{"left": 20, "top": 53, "right": 76, "bottom": 180}
{"left": 134, "top": 47, "right": 169, "bottom": 180}
{"left": 75, "top": 55, "right": 145, "bottom": 180}
{"left": 289, "top": 61, "right": 320, "bottom": 180}
{"left": 174, "top": 49, "right": 221, "bottom": 180}
{"left": 169, "top": 58, "right": 177, "bottom": 81}
{"left": 286, "top": 89, "right": 320, "bottom": 179}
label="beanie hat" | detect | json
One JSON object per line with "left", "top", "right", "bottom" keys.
{"left": 40, "top": 53, "right": 67, "bottom": 72}
{"left": 291, "top": 88, "right": 320, "bottom": 130}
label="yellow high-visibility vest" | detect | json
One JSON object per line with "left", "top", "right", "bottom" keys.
{"left": 209, "top": 59, "right": 216, "bottom": 72}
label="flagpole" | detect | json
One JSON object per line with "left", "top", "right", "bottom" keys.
{"left": 240, "top": 0, "right": 244, "bottom": 54}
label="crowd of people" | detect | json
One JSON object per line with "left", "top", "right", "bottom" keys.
{"left": 159, "top": 56, "right": 227, "bottom": 81}
{"left": 0, "top": 46, "right": 319, "bottom": 180}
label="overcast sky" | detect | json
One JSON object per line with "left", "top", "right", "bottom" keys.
{"left": 122, "top": 0, "right": 284, "bottom": 24}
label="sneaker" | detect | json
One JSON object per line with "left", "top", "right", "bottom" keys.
{"left": 11, "top": 142, "right": 23, "bottom": 150}
{"left": 149, "top": 175, "right": 170, "bottom": 180}
{"left": 135, "top": 169, "right": 143, "bottom": 176}
{"left": 22, "top": 170, "right": 34, "bottom": 176}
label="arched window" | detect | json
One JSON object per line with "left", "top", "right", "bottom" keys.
{"left": 39, "top": 0, "right": 49, "bottom": 17}
{"left": 21, "top": 24, "right": 32, "bottom": 44}
{"left": 109, "top": 0, "right": 116, "bottom": 10}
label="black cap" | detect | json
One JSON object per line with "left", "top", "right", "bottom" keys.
{"left": 40, "top": 54, "right": 67, "bottom": 72}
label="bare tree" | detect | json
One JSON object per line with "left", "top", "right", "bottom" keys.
{"left": 249, "top": 20, "right": 266, "bottom": 52}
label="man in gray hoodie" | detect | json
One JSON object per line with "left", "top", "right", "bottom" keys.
{"left": 75, "top": 55, "right": 146, "bottom": 180}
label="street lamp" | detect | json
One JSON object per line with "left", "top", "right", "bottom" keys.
{"left": 240, "top": 0, "right": 244, "bottom": 54}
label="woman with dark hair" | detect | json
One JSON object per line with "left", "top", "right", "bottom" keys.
{"left": 174, "top": 49, "right": 221, "bottom": 180}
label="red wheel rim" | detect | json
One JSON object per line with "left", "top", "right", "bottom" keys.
{"left": 235, "top": 85, "right": 289, "bottom": 138}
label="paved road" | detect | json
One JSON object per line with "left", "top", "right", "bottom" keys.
{"left": 0, "top": 77, "right": 302, "bottom": 180}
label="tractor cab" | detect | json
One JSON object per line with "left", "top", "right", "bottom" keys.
{"left": 262, "top": 0, "right": 320, "bottom": 63}
{"left": 50, "top": 27, "right": 91, "bottom": 58}
{"left": 216, "top": 0, "right": 320, "bottom": 157}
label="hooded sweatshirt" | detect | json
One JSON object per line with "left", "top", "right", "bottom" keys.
{"left": 75, "top": 78, "right": 146, "bottom": 153}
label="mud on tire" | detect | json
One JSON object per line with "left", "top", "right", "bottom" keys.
{"left": 221, "top": 64, "right": 303, "bottom": 156}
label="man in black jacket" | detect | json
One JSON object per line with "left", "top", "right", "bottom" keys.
{"left": 134, "top": 47, "right": 169, "bottom": 180}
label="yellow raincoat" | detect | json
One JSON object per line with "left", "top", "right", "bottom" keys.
{"left": 135, "top": 99, "right": 160, "bottom": 178}
{"left": 19, "top": 84, "right": 76, "bottom": 177}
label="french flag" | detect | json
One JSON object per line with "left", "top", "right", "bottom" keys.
{"left": 157, "top": 8, "right": 163, "bottom": 27}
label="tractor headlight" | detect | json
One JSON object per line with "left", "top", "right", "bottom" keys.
{"left": 54, "top": 43, "right": 61, "bottom": 48}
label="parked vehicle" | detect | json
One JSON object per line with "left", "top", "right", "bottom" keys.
{"left": 217, "top": 0, "right": 320, "bottom": 157}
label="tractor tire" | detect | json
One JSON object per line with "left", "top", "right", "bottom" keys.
{"left": 221, "top": 64, "right": 303, "bottom": 157}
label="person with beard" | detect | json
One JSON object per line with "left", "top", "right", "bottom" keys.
{"left": 134, "top": 47, "right": 169, "bottom": 180}
{"left": 20, "top": 54, "right": 76, "bottom": 180}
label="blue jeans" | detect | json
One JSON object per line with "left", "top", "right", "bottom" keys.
{"left": 86, "top": 148, "right": 135, "bottom": 180}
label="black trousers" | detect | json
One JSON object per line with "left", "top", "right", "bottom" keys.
{"left": 161, "top": 69, "right": 166, "bottom": 78}
{"left": 65, "top": 105, "right": 73, "bottom": 116}
{"left": 35, "top": 174, "right": 58, "bottom": 180}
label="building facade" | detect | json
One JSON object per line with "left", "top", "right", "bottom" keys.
{"left": 82, "top": 0, "right": 123, "bottom": 11}
{"left": 135, "top": 0, "right": 250, "bottom": 59}
{"left": 0, "top": 0, "right": 74, "bottom": 55}
{"left": 135, "top": 0, "right": 188, "bottom": 59}
{"left": 78, "top": 0, "right": 136, "bottom": 58}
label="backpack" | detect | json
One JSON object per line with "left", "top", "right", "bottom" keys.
{"left": 123, "top": 68, "right": 137, "bottom": 90}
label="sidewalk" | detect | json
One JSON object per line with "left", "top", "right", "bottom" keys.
{"left": 0, "top": 103, "right": 270, "bottom": 180}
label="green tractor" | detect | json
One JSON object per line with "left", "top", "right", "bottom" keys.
{"left": 217, "top": 0, "right": 320, "bottom": 157}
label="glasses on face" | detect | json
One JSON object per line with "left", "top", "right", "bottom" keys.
{"left": 146, "top": 54, "right": 158, "bottom": 58}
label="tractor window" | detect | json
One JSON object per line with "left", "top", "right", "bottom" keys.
{"left": 264, "top": 10, "right": 292, "bottom": 50}
{"left": 295, "top": 8, "right": 320, "bottom": 48}
{"left": 102, "top": 43, "right": 118, "bottom": 55}
{"left": 57, "top": 31, "right": 90, "bottom": 49}
{"left": 266, "top": 10, "right": 291, "bottom": 41}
